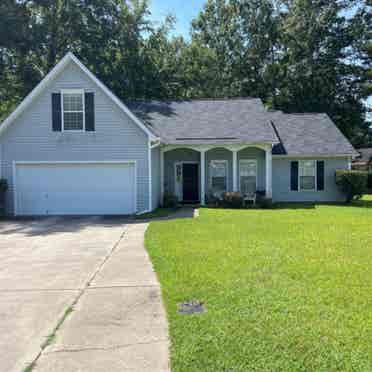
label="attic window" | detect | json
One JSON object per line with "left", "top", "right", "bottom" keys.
{"left": 61, "top": 89, "right": 85, "bottom": 131}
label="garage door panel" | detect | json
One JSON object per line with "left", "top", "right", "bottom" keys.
{"left": 15, "top": 163, "right": 136, "bottom": 215}
{"left": 45, "top": 192, "right": 134, "bottom": 215}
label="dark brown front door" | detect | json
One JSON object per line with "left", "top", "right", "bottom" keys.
{"left": 182, "top": 163, "right": 199, "bottom": 202}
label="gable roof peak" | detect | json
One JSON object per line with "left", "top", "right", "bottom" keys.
{"left": 0, "top": 52, "right": 157, "bottom": 140}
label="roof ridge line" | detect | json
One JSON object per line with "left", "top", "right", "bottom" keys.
{"left": 126, "top": 97, "right": 260, "bottom": 102}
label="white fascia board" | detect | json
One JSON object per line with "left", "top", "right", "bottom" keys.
{"left": 68, "top": 53, "right": 157, "bottom": 140}
{"left": 273, "top": 154, "right": 354, "bottom": 159}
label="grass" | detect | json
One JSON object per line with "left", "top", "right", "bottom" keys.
{"left": 136, "top": 207, "right": 178, "bottom": 219}
{"left": 23, "top": 306, "right": 74, "bottom": 372}
{"left": 40, "top": 306, "right": 73, "bottom": 349}
{"left": 145, "top": 196, "right": 372, "bottom": 371}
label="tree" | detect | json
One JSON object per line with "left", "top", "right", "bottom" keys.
{"left": 188, "top": 0, "right": 371, "bottom": 145}
{"left": 277, "top": 0, "right": 370, "bottom": 143}
{"left": 191, "top": 0, "right": 241, "bottom": 97}
{"left": 0, "top": 0, "right": 370, "bottom": 147}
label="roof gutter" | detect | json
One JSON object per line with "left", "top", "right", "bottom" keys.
{"left": 273, "top": 154, "right": 358, "bottom": 159}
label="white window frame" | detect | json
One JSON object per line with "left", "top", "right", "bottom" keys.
{"left": 61, "top": 89, "right": 85, "bottom": 132}
{"left": 239, "top": 159, "right": 257, "bottom": 194}
{"left": 209, "top": 160, "right": 228, "bottom": 194}
{"left": 299, "top": 160, "right": 317, "bottom": 191}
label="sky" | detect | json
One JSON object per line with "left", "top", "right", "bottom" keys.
{"left": 148, "top": 0, "right": 204, "bottom": 39}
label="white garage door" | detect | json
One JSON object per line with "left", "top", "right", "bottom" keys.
{"left": 15, "top": 162, "right": 136, "bottom": 215}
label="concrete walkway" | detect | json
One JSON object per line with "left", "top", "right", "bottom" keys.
{"left": 34, "top": 222, "right": 170, "bottom": 372}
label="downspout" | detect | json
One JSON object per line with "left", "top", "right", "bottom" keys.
{"left": 148, "top": 139, "right": 152, "bottom": 212}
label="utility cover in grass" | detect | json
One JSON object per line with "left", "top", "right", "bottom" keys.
{"left": 178, "top": 300, "right": 206, "bottom": 315}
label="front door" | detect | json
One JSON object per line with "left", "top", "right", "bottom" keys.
{"left": 182, "top": 163, "right": 199, "bottom": 202}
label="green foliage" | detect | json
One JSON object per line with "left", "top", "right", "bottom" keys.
{"left": 162, "top": 192, "right": 178, "bottom": 208}
{"left": 146, "top": 198, "right": 372, "bottom": 371}
{"left": 190, "top": 0, "right": 371, "bottom": 145}
{"left": 368, "top": 173, "right": 372, "bottom": 189}
{"left": 0, "top": 179, "right": 8, "bottom": 193}
{"left": 0, "top": 0, "right": 370, "bottom": 146}
{"left": 335, "top": 170, "right": 368, "bottom": 202}
{"left": 257, "top": 196, "right": 273, "bottom": 209}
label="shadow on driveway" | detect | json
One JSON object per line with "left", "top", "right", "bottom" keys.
{"left": 0, "top": 216, "right": 131, "bottom": 237}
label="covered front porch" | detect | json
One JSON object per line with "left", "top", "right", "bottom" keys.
{"left": 160, "top": 144, "right": 272, "bottom": 205}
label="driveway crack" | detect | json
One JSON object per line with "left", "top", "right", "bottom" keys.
{"left": 45, "top": 339, "right": 169, "bottom": 354}
{"left": 24, "top": 227, "right": 127, "bottom": 371}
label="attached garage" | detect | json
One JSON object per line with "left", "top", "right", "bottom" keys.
{"left": 14, "top": 161, "right": 136, "bottom": 216}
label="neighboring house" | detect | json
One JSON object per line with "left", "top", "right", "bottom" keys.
{"left": 352, "top": 148, "right": 372, "bottom": 172}
{"left": 0, "top": 53, "right": 358, "bottom": 216}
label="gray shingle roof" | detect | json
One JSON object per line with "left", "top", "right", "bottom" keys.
{"left": 126, "top": 99, "right": 356, "bottom": 157}
{"left": 270, "top": 111, "right": 357, "bottom": 156}
{"left": 355, "top": 148, "right": 372, "bottom": 163}
{"left": 125, "top": 98, "right": 279, "bottom": 145}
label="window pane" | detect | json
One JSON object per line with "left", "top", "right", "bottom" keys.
{"left": 210, "top": 161, "right": 227, "bottom": 194}
{"left": 240, "top": 176, "right": 256, "bottom": 194}
{"left": 63, "top": 93, "right": 83, "bottom": 111}
{"left": 64, "top": 112, "right": 83, "bottom": 130}
{"left": 212, "top": 176, "right": 226, "bottom": 192}
{"left": 300, "top": 160, "right": 315, "bottom": 177}
{"left": 240, "top": 161, "right": 256, "bottom": 177}
{"left": 300, "top": 176, "right": 315, "bottom": 190}
{"left": 211, "top": 162, "right": 226, "bottom": 177}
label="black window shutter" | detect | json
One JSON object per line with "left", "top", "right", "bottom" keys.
{"left": 290, "top": 161, "right": 299, "bottom": 191}
{"left": 85, "top": 92, "right": 95, "bottom": 131}
{"left": 52, "top": 93, "right": 62, "bottom": 131}
{"left": 317, "top": 160, "right": 325, "bottom": 191}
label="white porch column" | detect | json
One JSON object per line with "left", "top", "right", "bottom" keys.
{"left": 160, "top": 149, "right": 164, "bottom": 204}
{"left": 200, "top": 150, "right": 206, "bottom": 205}
{"left": 265, "top": 147, "right": 272, "bottom": 198}
{"left": 232, "top": 150, "right": 238, "bottom": 192}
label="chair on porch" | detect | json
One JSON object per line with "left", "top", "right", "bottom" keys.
{"left": 243, "top": 192, "right": 257, "bottom": 206}
{"left": 241, "top": 178, "right": 257, "bottom": 206}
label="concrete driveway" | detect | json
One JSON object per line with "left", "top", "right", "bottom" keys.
{"left": 0, "top": 217, "right": 169, "bottom": 372}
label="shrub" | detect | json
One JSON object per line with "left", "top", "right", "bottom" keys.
{"left": 255, "top": 190, "right": 266, "bottom": 197}
{"left": 368, "top": 173, "right": 372, "bottom": 189}
{"left": 162, "top": 192, "right": 178, "bottom": 208}
{"left": 221, "top": 192, "right": 243, "bottom": 209}
{"left": 205, "top": 191, "right": 219, "bottom": 206}
{"left": 257, "top": 196, "right": 273, "bottom": 209}
{"left": 0, "top": 179, "right": 7, "bottom": 193}
{"left": 335, "top": 170, "right": 368, "bottom": 202}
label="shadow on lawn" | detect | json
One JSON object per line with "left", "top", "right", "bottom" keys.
{"left": 274, "top": 199, "right": 372, "bottom": 210}
{"left": 206, "top": 198, "right": 372, "bottom": 211}
{"left": 342, "top": 199, "right": 372, "bottom": 208}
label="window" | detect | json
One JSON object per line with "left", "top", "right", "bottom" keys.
{"left": 209, "top": 160, "right": 227, "bottom": 195}
{"left": 62, "top": 89, "right": 84, "bottom": 131}
{"left": 240, "top": 160, "right": 257, "bottom": 195}
{"left": 299, "top": 160, "right": 316, "bottom": 190}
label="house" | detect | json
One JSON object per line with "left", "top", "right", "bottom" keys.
{"left": 0, "top": 53, "right": 358, "bottom": 216}
{"left": 352, "top": 148, "right": 372, "bottom": 172}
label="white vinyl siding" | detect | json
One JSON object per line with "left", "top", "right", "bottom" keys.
{"left": 272, "top": 157, "right": 348, "bottom": 202}
{"left": 0, "top": 61, "right": 149, "bottom": 215}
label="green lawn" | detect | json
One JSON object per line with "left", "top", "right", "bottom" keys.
{"left": 145, "top": 197, "right": 372, "bottom": 371}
